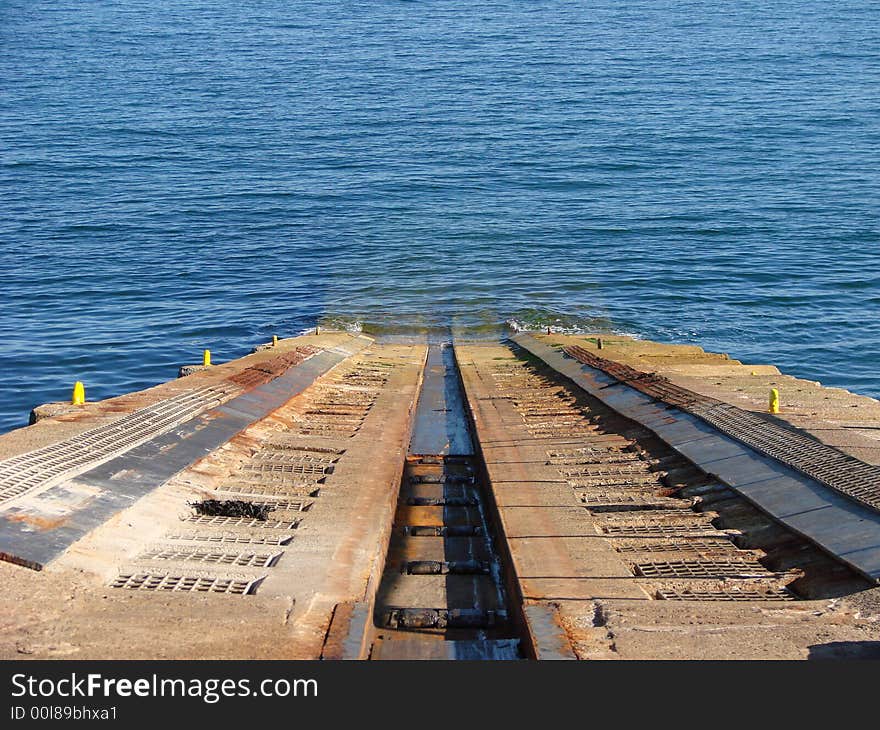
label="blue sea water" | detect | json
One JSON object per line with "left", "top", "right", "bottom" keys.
{"left": 1, "top": 0, "right": 879, "bottom": 434}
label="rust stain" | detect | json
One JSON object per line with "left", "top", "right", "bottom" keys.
{"left": 226, "top": 346, "right": 319, "bottom": 389}
{"left": 5, "top": 512, "right": 69, "bottom": 531}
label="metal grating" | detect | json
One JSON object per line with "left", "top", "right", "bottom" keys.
{"left": 656, "top": 588, "right": 794, "bottom": 602}
{"left": 597, "top": 508, "right": 711, "bottom": 521}
{"left": 602, "top": 524, "right": 728, "bottom": 536}
{"left": 633, "top": 559, "right": 773, "bottom": 578}
{"left": 219, "top": 484, "right": 321, "bottom": 498}
{"left": 226, "top": 470, "right": 326, "bottom": 486}
{"left": 565, "top": 344, "right": 880, "bottom": 516}
{"left": 613, "top": 539, "right": 739, "bottom": 554}
{"left": 583, "top": 497, "right": 687, "bottom": 512}
{"left": 137, "top": 547, "right": 281, "bottom": 567}
{"left": 110, "top": 572, "right": 260, "bottom": 595}
{"left": 183, "top": 515, "right": 300, "bottom": 529}
{"left": 210, "top": 493, "right": 312, "bottom": 511}
{"left": 296, "top": 424, "right": 360, "bottom": 437}
{"left": 251, "top": 451, "right": 338, "bottom": 466}
{"left": 241, "top": 462, "right": 331, "bottom": 476}
{"left": 570, "top": 479, "right": 663, "bottom": 491}
{"left": 0, "top": 385, "right": 232, "bottom": 503}
{"left": 558, "top": 465, "right": 654, "bottom": 479}
{"left": 549, "top": 455, "right": 637, "bottom": 467}
{"left": 164, "top": 532, "right": 292, "bottom": 546}
{"left": 547, "top": 447, "right": 632, "bottom": 461}
{"left": 259, "top": 441, "right": 345, "bottom": 456}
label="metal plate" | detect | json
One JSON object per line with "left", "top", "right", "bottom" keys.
{"left": 602, "top": 524, "right": 728, "bottom": 536}
{"left": 110, "top": 572, "right": 261, "bottom": 595}
{"left": 656, "top": 588, "right": 794, "bottom": 602}
{"left": 409, "top": 344, "right": 474, "bottom": 456}
{"left": 564, "top": 344, "right": 880, "bottom": 516}
{"left": 634, "top": 559, "right": 773, "bottom": 578}
{"left": 164, "top": 532, "right": 293, "bottom": 546}
{"left": 0, "top": 385, "right": 232, "bottom": 503}
{"left": 613, "top": 539, "right": 739, "bottom": 554}
{"left": 218, "top": 484, "right": 321, "bottom": 498}
{"left": 137, "top": 546, "right": 281, "bottom": 567}
{"left": 183, "top": 515, "right": 300, "bottom": 529}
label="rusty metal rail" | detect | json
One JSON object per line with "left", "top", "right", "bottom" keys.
{"left": 564, "top": 345, "right": 880, "bottom": 515}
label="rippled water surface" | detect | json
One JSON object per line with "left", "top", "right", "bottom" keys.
{"left": 1, "top": 1, "right": 879, "bottom": 432}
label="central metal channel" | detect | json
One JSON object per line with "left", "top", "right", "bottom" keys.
{"left": 370, "top": 344, "right": 521, "bottom": 660}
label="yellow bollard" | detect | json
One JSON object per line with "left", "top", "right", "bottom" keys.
{"left": 203, "top": 349, "right": 211, "bottom": 367}
{"left": 272, "top": 335, "right": 278, "bottom": 347}
{"left": 769, "top": 388, "right": 779, "bottom": 414}
{"left": 71, "top": 381, "right": 85, "bottom": 405}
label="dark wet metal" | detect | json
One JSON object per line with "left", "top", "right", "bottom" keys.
{"left": 404, "top": 559, "right": 491, "bottom": 575}
{"left": 382, "top": 607, "right": 501, "bottom": 630}
{"left": 406, "top": 496, "right": 478, "bottom": 507}
{"left": 409, "top": 344, "right": 474, "bottom": 456}
{"left": 403, "top": 525, "right": 483, "bottom": 537}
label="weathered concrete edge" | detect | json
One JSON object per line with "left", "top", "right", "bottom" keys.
{"left": 513, "top": 333, "right": 880, "bottom": 584}
{"left": 0, "top": 336, "right": 373, "bottom": 570}
{"left": 522, "top": 604, "right": 578, "bottom": 660}
{"left": 322, "top": 347, "right": 427, "bottom": 660}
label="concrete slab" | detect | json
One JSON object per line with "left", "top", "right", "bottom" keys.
{"left": 0, "top": 337, "right": 371, "bottom": 570}
{"left": 514, "top": 333, "right": 880, "bottom": 582}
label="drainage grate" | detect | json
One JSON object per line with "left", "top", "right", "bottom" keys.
{"left": 583, "top": 497, "right": 688, "bottom": 512}
{"left": 565, "top": 344, "right": 880, "bottom": 517}
{"left": 596, "top": 508, "right": 711, "bottom": 521}
{"left": 558, "top": 464, "right": 652, "bottom": 477}
{"left": 241, "top": 462, "right": 332, "bottom": 476}
{"left": 210, "top": 494, "right": 312, "bottom": 512}
{"left": 251, "top": 451, "right": 337, "bottom": 467}
{"left": 527, "top": 427, "right": 597, "bottom": 438}
{"left": 547, "top": 446, "right": 632, "bottom": 461}
{"left": 613, "top": 539, "right": 739, "bottom": 554}
{"left": 566, "top": 474, "right": 662, "bottom": 488}
{"left": 137, "top": 547, "right": 282, "bottom": 567}
{"left": 0, "top": 385, "right": 233, "bottom": 503}
{"left": 296, "top": 424, "right": 360, "bottom": 437}
{"left": 219, "top": 484, "right": 321, "bottom": 498}
{"left": 549, "top": 455, "right": 637, "bottom": 467}
{"left": 570, "top": 479, "right": 663, "bottom": 491}
{"left": 633, "top": 559, "right": 773, "bottom": 578}
{"left": 656, "top": 588, "right": 794, "bottom": 602}
{"left": 164, "top": 532, "right": 293, "bottom": 546}
{"left": 183, "top": 515, "right": 300, "bottom": 529}
{"left": 110, "top": 572, "right": 260, "bottom": 595}
{"left": 602, "top": 524, "right": 728, "bottom": 536}
{"left": 259, "top": 441, "right": 345, "bottom": 456}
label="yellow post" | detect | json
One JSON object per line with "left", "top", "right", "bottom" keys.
{"left": 272, "top": 335, "right": 278, "bottom": 347}
{"left": 71, "top": 381, "right": 85, "bottom": 405}
{"left": 203, "top": 349, "right": 211, "bottom": 367}
{"left": 769, "top": 388, "right": 779, "bottom": 414}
